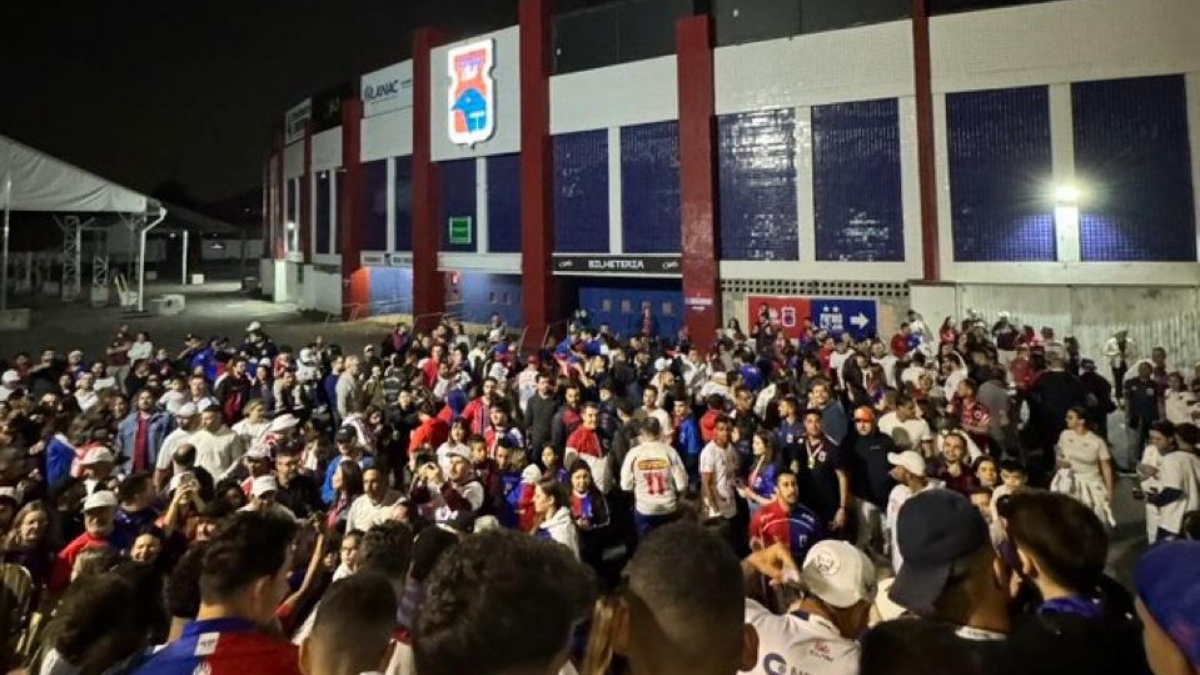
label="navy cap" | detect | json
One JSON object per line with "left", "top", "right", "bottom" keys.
{"left": 889, "top": 490, "right": 990, "bottom": 614}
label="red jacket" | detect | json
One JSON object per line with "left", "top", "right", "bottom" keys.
{"left": 51, "top": 531, "right": 111, "bottom": 593}
{"left": 409, "top": 417, "right": 450, "bottom": 453}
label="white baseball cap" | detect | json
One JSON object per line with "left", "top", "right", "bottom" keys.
{"left": 801, "top": 540, "right": 877, "bottom": 608}
{"left": 888, "top": 450, "right": 927, "bottom": 477}
{"left": 1, "top": 370, "right": 18, "bottom": 385}
{"left": 269, "top": 414, "right": 299, "bottom": 432}
{"left": 247, "top": 321, "right": 263, "bottom": 333}
{"left": 83, "top": 490, "right": 118, "bottom": 511}
{"left": 81, "top": 446, "right": 116, "bottom": 466}
{"left": 175, "top": 402, "right": 199, "bottom": 418}
{"left": 245, "top": 443, "right": 272, "bottom": 460}
{"left": 251, "top": 475, "right": 278, "bottom": 498}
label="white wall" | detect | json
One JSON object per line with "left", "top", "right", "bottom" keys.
{"left": 260, "top": 259, "right": 275, "bottom": 296}
{"left": 930, "top": 0, "right": 1200, "bottom": 93}
{"left": 362, "top": 108, "right": 414, "bottom": 162}
{"left": 311, "top": 128, "right": 343, "bottom": 171}
{"left": 714, "top": 20, "right": 915, "bottom": 114}
{"left": 550, "top": 56, "right": 679, "bottom": 134}
{"left": 283, "top": 141, "right": 305, "bottom": 179}
{"left": 958, "top": 285, "right": 1200, "bottom": 370}
{"left": 299, "top": 266, "right": 343, "bottom": 315}
{"left": 931, "top": 0, "right": 1200, "bottom": 286}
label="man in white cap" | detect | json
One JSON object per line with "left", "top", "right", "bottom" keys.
{"left": 411, "top": 446, "right": 485, "bottom": 524}
{"left": 885, "top": 449, "right": 943, "bottom": 573}
{"left": 743, "top": 541, "right": 877, "bottom": 675}
{"left": 51, "top": 490, "right": 118, "bottom": 592}
{"left": 155, "top": 402, "right": 202, "bottom": 492}
{"left": 0, "top": 370, "right": 21, "bottom": 402}
{"left": 242, "top": 475, "right": 297, "bottom": 520}
{"left": 80, "top": 446, "right": 118, "bottom": 495}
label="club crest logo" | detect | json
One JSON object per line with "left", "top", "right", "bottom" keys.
{"left": 447, "top": 39, "right": 495, "bottom": 146}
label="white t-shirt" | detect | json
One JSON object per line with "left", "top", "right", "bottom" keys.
{"left": 886, "top": 481, "right": 944, "bottom": 573}
{"left": 1158, "top": 450, "right": 1200, "bottom": 534}
{"left": 189, "top": 427, "right": 245, "bottom": 478}
{"left": 345, "top": 490, "right": 403, "bottom": 533}
{"left": 877, "top": 413, "right": 931, "bottom": 449}
{"left": 1057, "top": 430, "right": 1110, "bottom": 479}
{"left": 744, "top": 599, "right": 859, "bottom": 675}
{"left": 620, "top": 441, "right": 688, "bottom": 516}
{"left": 155, "top": 427, "right": 193, "bottom": 471}
{"left": 700, "top": 441, "right": 738, "bottom": 519}
{"left": 128, "top": 341, "right": 153, "bottom": 362}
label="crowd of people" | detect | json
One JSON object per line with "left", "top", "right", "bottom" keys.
{"left": 0, "top": 305, "right": 1196, "bottom": 675}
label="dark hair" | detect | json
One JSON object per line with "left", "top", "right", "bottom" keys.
{"left": 998, "top": 459, "right": 1027, "bottom": 476}
{"left": 414, "top": 529, "right": 596, "bottom": 675}
{"left": 358, "top": 521, "right": 414, "bottom": 580}
{"left": 310, "top": 572, "right": 399, "bottom": 671}
{"left": 1176, "top": 422, "right": 1200, "bottom": 447}
{"left": 336, "top": 460, "right": 365, "bottom": 498}
{"left": 1149, "top": 419, "right": 1177, "bottom": 438}
{"left": 410, "top": 527, "right": 459, "bottom": 583}
{"left": 537, "top": 479, "right": 570, "bottom": 511}
{"left": 860, "top": 618, "right": 983, "bottom": 675}
{"left": 44, "top": 569, "right": 161, "bottom": 675}
{"left": 200, "top": 513, "right": 298, "bottom": 603}
{"left": 615, "top": 398, "right": 635, "bottom": 416}
{"left": 1004, "top": 491, "right": 1108, "bottom": 593}
{"left": 117, "top": 472, "right": 153, "bottom": 504}
{"left": 167, "top": 543, "right": 208, "bottom": 619}
{"left": 625, "top": 521, "right": 744, "bottom": 665}
{"left": 641, "top": 416, "right": 662, "bottom": 439}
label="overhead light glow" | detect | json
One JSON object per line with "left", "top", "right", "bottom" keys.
{"left": 1054, "top": 185, "right": 1081, "bottom": 203}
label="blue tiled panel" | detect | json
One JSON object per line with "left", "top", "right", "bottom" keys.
{"left": 718, "top": 110, "right": 799, "bottom": 261}
{"left": 367, "top": 266, "right": 413, "bottom": 315}
{"left": 315, "top": 172, "right": 332, "bottom": 255}
{"left": 334, "top": 172, "right": 344, "bottom": 255}
{"left": 362, "top": 159, "right": 388, "bottom": 251}
{"left": 947, "top": 86, "right": 1055, "bottom": 262}
{"left": 458, "top": 272, "right": 523, "bottom": 326}
{"left": 622, "top": 121, "right": 681, "bottom": 253}
{"left": 812, "top": 99, "right": 905, "bottom": 262}
{"left": 488, "top": 154, "right": 522, "bottom": 253}
{"left": 394, "top": 156, "right": 413, "bottom": 252}
{"left": 578, "top": 285, "right": 684, "bottom": 341}
{"left": 440, "top": 159, "right": 477, "bottom": 253}
{"left": 1073, "top": 76, "right": 1196, "bottom": 262}
{"left": 554, "top": 130, "right": 610, "bottom": 253}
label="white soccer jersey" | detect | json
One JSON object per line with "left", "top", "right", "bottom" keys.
{"left": 745, "top": 599, "right": 860, "bottom": 675}
{"left": 620, "top": 441, "right": 688, "bottom": 516}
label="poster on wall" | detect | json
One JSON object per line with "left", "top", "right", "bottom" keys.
{"left": 747, "top": 295, "right": 879, "bottom": 341}
{"left": 313, "top": 81, "right": 355, "bottom": 132}
{"left": 284, "top": 99, "right": 311, "bottom": 145}
{"left": 447, "top": 39, "right": 496, "bottom": 146}
{"left": 361, "top": 61, "right": 414, "bottom": 118}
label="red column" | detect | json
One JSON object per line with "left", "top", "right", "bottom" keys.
{"left": 676, "top": 15, "right": 722, "bottom": 345}
{"left": 340, "top": 97, "right": 368, "bottom": 319}
{"left": 301, "top": 124, "right": 314, "bottom": 263}
{"left": 519, "top": 0, "right": 559, "bottom": 352}
{"left": 412, "top": 28, "right": 445, "bottom": 332}
{"left": 912, "top": 0, "right": 940, "bottom": 281}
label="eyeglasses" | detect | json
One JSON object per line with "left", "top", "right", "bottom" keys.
{"left": 854, "top": 418, "right": 873, "bottom": 424}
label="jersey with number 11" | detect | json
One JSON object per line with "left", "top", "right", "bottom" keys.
{"left": 620, "top": 441, "right": 688, "bottom": 516}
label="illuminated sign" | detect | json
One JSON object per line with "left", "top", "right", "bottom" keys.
{"left": 447, "top": 39, "right": 496, "bottom": 146}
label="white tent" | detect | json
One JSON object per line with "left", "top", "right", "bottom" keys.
{"left": 0, "top": 133, "right": 165, "bottom": 311}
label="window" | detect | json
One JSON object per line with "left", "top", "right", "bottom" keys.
{"left": 621, "top": 299, "right": 632, "bottom": 314}
{"left": 661, "top": 302, "right": 674, "bottom": 316}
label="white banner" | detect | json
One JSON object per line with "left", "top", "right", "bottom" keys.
{"left": 362, "top": 61, "right": 414, "bottom": 118}
{"left": 284, "top": 99, "right": 312, "bottom": 145}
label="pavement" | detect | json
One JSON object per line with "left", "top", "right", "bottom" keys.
{"left": 0, "top": 279, "right": 387, "bottom": 360}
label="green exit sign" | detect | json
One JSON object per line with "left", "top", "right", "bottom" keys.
{"left": 448, "top": 216, "right": 472, "bottom": 245}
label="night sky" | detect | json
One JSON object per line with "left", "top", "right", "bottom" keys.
{"left": 0, "top": 1, "right": 600, "bottom": 205}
